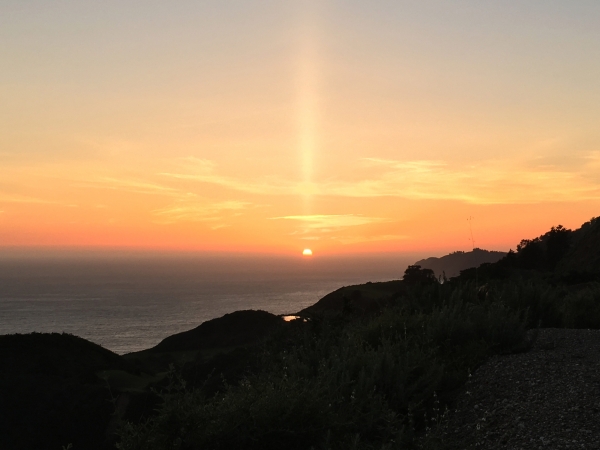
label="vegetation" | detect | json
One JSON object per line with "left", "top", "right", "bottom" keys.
{"left": 116, "top": 217, "right": 600, "bottom": 450}
{"left": 117, "top": 280, "right": 532, "bottom": 450}
{"left": 2, "top": 217, "right": 600, "bottom": 449}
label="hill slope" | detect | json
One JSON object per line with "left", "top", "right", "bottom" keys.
{"left": 415, "top": 248, "right": 506, "bottom": 278}
{"left": 557, "top": 217, "right": 600, "bottom": 275}
{"left": 148, "top": 309, "right": 284, "bottom": 353}
{"left": 0, "top": 333, "right": 134, "bottom": 450}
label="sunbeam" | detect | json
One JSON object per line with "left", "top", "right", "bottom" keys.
{"left": 296, "top": 1, "right": 321, "bottom": 214}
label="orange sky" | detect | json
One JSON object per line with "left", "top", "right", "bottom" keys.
{"left": 2, "top": 1, "right": 600, "bottom": 256}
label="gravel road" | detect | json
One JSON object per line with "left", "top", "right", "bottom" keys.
{"left": 432, "top": 328, "right": 600, "bottom": 449}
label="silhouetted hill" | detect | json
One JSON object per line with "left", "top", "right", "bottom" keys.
{"left": 0, "top": 332, "right": 131, "bottom": 376}
{"left": 149, "top": 310, "right": 284, "bottom": 353}
{"left": 557, "top": 217, "right": 600, "bottom": 276}
{"left": 453, "top": 217, "right": 600, "bottom": 283}
{"left": 414, "top": 248, "right": 506, "bottom": 278}
{"left": 0, "top": 313, "right": 289, "bottom": 450}
{"left": 296, "top": 280, "right": 406, "bottom": 317}
{"left": 0, "top": 333, "right": 133, "bottom": 450}
{"left": 4, "top": 216, "right": 600, "bottom": 449}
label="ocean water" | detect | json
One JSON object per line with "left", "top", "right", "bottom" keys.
{"left": 0, "top": 254, "right": 417, "bottom": 354}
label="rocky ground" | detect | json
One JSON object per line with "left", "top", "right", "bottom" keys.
{"left": 429, "top": 329, "right": 600, "bottom": 449}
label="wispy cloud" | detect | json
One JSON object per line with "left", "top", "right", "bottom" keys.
{"left": 76, "top": 177, "right": 179, "bottom": 196}
{"left": 272, "top": 214, "right": 387, "bottom": 231}
{"left": 324, "top": 157, "right": 600, "bottom": 204}
{"left": 159, "top": 155, "right": 600, "bottom": 205}
{"left": 159, "top": 157, "right": 286, "bottom": 195}
{"left": 26, "top": 154, "right": 597, "bottom": 214}
{"left": 0, "top": 194, "right": 54, "bottom": 204}
{"left": 153, "top": 198, "right": 251, "bottom": 225}
{"left": 333, "top": 234, "right": 409, "bottom": 245}
{"left": 585, "top": 151, "right": 600, "bottom": 168}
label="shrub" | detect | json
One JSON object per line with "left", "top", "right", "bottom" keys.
{"left": 119, "top": 275, "right": 600, "bottom": 448}
{"left": 118, "top": 282, "right": 532, "bottom": 450}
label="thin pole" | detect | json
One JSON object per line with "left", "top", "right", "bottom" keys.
{"left": 468, "top": 216, "right": 478, "bottom": 290}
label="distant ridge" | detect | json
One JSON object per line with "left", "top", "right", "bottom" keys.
{"left": 449, "top": 217, "right": 600, "bottom": 283}
{"left": 415, "top": 248, "right": 507, "bottom": 278}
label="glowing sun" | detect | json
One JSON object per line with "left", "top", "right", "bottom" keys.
{"left": 302, "top": 248, "right": 313, "bottom": 256}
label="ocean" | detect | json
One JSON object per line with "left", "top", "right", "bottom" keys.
{"left": 0, "top": 253, "right": 418, "bottom": 354}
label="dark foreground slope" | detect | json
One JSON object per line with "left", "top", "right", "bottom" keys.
{"left": 151, "top": 309, "right": 283, "bottom": 352}
{"left": 437, "top": 328, "right": 600, "bottom": 449}
{"left": 121, "top": 310, "right": 286, "bottom": 394}
{"left": 0, "top": 333, "right": 131, "bottom": 450}
{"left": 0, "top": 311, "right": 286, "bottom": 450}
{"left": 3, "top": 216, "right": 600, "bottom": 450}
{"left": 296, "top": 280, "right": 404, "bottom": 317}
{"left": 115, "top": 217, "right": 600, "bottom": 450}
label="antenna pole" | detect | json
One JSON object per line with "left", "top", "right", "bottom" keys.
{"left": 468, "top": 216, "right": 478, "bottom": 290}
{"left": 468, "top": 216, "right": 475, "bottom": 251}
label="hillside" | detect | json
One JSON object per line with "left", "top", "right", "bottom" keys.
{"left": 0, "top": 333, "right": 136, "bottom": 450}
{"left": 414, "top": 248, "right": 506, "bottom": 278}
{"left": 455, "top": 217, "right": 600, "bottom": 283}
{"left": 296, "top": 280, "right": 404, "bottom": 317}
{"left": 2, "top": 216, "right": 600, "bottom": 449}
{"left": 557, "top": 217, "right": 600, "bottom": 275}
{"left": 149, "top": 310, "right": 283, "bottom": 353}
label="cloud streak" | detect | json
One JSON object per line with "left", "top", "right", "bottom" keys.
{"left": 0, "top": 194, "right": 54, "bottom": 204}
{"left": 272, "top": 214, "right": 387, "bottom": 230}
{"left": 153, "top": 198, "right": 251, "bottom": 225}
{"left": 159, "top": 158, "right": 283, "bottom": 195}
{"left": 332, "top": 234, "right": 409, "bottom": 245}
{"left": 159, "top": 154, "right": 600, "bottom": 205}
{"left": 77, "top": 177, "right": 180, "bottom": 196}
{"left": 323, "top": 158, "right": 600, "bottom": 204}
{"left": 274, "top": 213, "right": 407, "bottom": 245}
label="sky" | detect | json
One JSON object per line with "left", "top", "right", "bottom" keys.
{"left": 1, "top": 0, "right": 600, "bottom": 256}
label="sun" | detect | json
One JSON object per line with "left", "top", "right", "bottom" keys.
{"left": 302, "top": 248, "right": 313, "bottom": 256}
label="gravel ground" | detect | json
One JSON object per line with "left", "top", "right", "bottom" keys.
{"left": 432, "top": 328, "right": 600, "bottom": 449}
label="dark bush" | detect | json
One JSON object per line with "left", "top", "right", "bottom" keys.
{"left": 118, "top": 282, "right": 532, "bottom": 450}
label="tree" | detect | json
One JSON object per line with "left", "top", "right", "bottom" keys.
{"left": 403, "top": 265, "right": 437, "bottom": 285}
{"left": 545, "top": 225, "right": 571, "bottom": 270}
